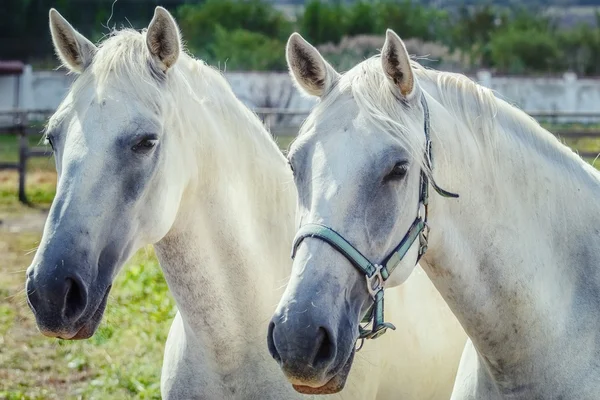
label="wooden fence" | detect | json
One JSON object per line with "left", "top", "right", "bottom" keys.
{"left": 2, "top": 108, "right": 600, "bottom": 204}
{"left": 0, "top": 109, "right": 53, "bottom": 204}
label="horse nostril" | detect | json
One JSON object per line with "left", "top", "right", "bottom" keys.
{"left": 63, "top": 277, "right": 87, "bottom": 321}
{"left": 312, "top": 327, "right": 335, "bottom": 368}
{"left": 267, "top": 321, "right": 282, "bottom": 363}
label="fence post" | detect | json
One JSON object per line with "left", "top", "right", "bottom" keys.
{"left": 17, "top": 111, "right": 29, "bottom": 204}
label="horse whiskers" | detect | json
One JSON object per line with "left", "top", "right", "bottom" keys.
{"left": 275, "top": 280, "right": 291, "bottom": 291}
{"left": 8, "top": 269, "right": 29, "bottom": 274}
{"left": 5, "top": 288, "right": 27, "bottom": 301}
{"left": 25, "top": 246, "right": 39, "bottom": 256}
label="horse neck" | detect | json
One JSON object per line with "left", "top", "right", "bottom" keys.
{"left": 154, "top": 63, "right": 296, "bottom": 364}
{"left": 421, "top": 80, "right": 600, "bottom": 388}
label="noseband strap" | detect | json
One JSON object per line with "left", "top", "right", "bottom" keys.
{"left": 290, "top": 94, "right": 458, "bottom": 345}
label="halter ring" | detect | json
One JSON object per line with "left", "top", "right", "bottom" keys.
{"left": 366, "top": 264, "right": 385, "bottom": 299}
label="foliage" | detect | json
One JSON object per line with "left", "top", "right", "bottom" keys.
{"left": 299, "top": 0, "right": 348, "bottom": 44}
{"left": 0, "top": 0, "right": 182, "bottom": 62}
{"left": 489, "top": 27, "right": 563, "bottom": 74}
{"left": 376, "top": 1, "right": 450, "bottom": 42}
{"left": 5, "top": 0, "right": 600, "bottom": 74}
{"left": 299, "top": 0, "right": 450, "bottom": 45}
{"left": 177, "top": 0, "right": 291, "bottom": 69}
{"left": 210, "top": 26, "right": 287, "bottom": 71}
{"left": 558, "top": 13, "right": 600, "bottom": 76}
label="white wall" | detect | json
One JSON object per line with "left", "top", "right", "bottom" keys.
{"left": 476, "top": 71, "right": 600, "bottom": 115}
{"left": 1, "top": 68, "right": 600, "bottom": 127}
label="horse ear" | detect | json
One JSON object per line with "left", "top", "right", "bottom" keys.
{"left": 286, "top": 33, "right": 339, "bottom": 97}
{"left": 381, "top": 29, "right": 415, "bottom": 98}
{"left": 49, "top": 9, "right": 97, "bottom": 73}
{"left": 146, "top": 7, "right": 181, "bottom": 73}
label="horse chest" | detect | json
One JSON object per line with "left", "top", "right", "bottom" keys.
{"left": 454, "top": 337, "right": 600, "bottom": 400}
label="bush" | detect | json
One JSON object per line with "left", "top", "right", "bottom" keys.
{"left": 345, "top": 1, "right": 379, "bottom": 37}
{"left": 300, "top": 0, "right": 450, "bottom": 46}
{"left": 299, "top": 0, "right": 349, "bottom": 44}
{"left": 209, "top": 26, "right": 287, "bottom": 71}
{"left": 178, "top": 0, "right": 292, "bottom": 57}
{"left": 559, "top": 15, "right": 600, "bottom": 76}
{"left": 7, "top": 0, "right": 600, "bottom": 74}
{"left": 489, "top": 27, "right": 563, "bottom": 74}
{"left": 376, "top": 0, "right": 450, "bottom": 42}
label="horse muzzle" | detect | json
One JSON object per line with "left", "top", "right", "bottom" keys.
{"left": 26, "top": 267, "right": 112, "bottom": 340}
{"left": 291, "top": 350, "right": 355, "bottom": 394}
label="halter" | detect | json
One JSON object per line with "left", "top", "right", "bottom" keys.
{"left": 290, "top": 94, "right": 458, "bottom": 346}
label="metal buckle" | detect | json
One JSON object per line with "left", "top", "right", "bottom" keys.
{"left": 417, "top": 201, "right": 427, "bottom": 220}
{"left": 365, "top": 264, "right": 385, "bottom": 300}
{"left": 369, "top": 323, "right": 394, "bottom": 339}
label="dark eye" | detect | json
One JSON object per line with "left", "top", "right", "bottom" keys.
{"left": 287, "top": 159, "right": 295, "bottom": 174}
{"left": 132, "top": 136, "right": 158, "bottom": 153}
{"left": 46, "top": 135, "right": 55, "bottom": 151}
{"left": 384, "top": 161, "right": 409, "bottom": 181}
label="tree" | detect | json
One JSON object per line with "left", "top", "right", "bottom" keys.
{"left": 299, "top": 0, "right": 348, "bottom": 44}
{"left": 559, "top": 14, "right": 600, "bottom": 76}
{"left": 376, "top": 0, "right": 450, "bottom": 42}
{"left": 210, "top": 26, "right": 287, "bottom": 71}
{"left": 178, "top": 0, "right": 291, "bottom": 58}
{"left": 489, "top": 27, "right": 563, "bottom": 74}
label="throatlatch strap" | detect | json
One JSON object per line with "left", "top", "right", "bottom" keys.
{"left": 381, "top": 218, "right": 426, "bottom": 278}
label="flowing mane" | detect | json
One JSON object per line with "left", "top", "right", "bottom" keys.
{"left": 415, "top": 63, "right": 599, "bottom": 175}
{"left": 302, "top": 55, "right": 600, "bottom": 187}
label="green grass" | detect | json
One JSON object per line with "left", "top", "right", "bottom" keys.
{"left": 0, "top": 134, "right": 53, "bottom": 171}
{"left": 0, "top": 134, "right": 56, "bottom": 207}
{"left": 0, "top": 168, "right": 56, "bottom": 207}
{"left": 0, "top": 234, "right": 175, "bottom": 400}
{"left": 0, "top": 180, "right": 56, "bottom": 206}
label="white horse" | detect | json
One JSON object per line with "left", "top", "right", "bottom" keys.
{"left": 272, "top": 29, "right": 600, "bottom": 400}
{"left": 25, "top": 8, "right": 464, "bottom": 399}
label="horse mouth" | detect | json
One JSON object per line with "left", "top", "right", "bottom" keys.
{"left": 292, "top": 349, "right": 355, "bottom": 395}
{"left": 49, "top": 286, "right": 112, "bottom": 340}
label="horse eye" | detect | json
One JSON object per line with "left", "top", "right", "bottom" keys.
{"left": 46, "top": 136, "right": 55, "bottom": 151}
{"left": 132, "top": 137, "right": 158, "bottom": 153}
{"left": 385, "top": 162, "right": 409, "bottom": 181}
{"left": 287, "top": 160, "right": 295, "bottom": 174}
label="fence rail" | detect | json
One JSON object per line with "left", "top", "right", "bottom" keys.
{"left": 2, "top": 108, "right": 600, "bottom": 204}
{"left": 0, "top": 109, "right": 53, "bottom": 204}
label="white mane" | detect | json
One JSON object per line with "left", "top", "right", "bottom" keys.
{"left": 302, "top": 55, "right": 600, "bottom": 187}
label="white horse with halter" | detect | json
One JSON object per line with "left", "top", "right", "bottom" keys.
{"left": 272, "top": 29, "right": 600, "bottom": 399}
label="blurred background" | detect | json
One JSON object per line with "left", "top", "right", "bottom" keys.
{"left": 2, "top": 1, "right": 600, "bottom": 399}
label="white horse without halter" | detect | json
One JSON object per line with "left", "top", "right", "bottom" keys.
{"left": 26, "top": 9, "right": 465, "bottom": 399}
{"left": 274, "top": 29, "right": 600, "bottom": 399}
